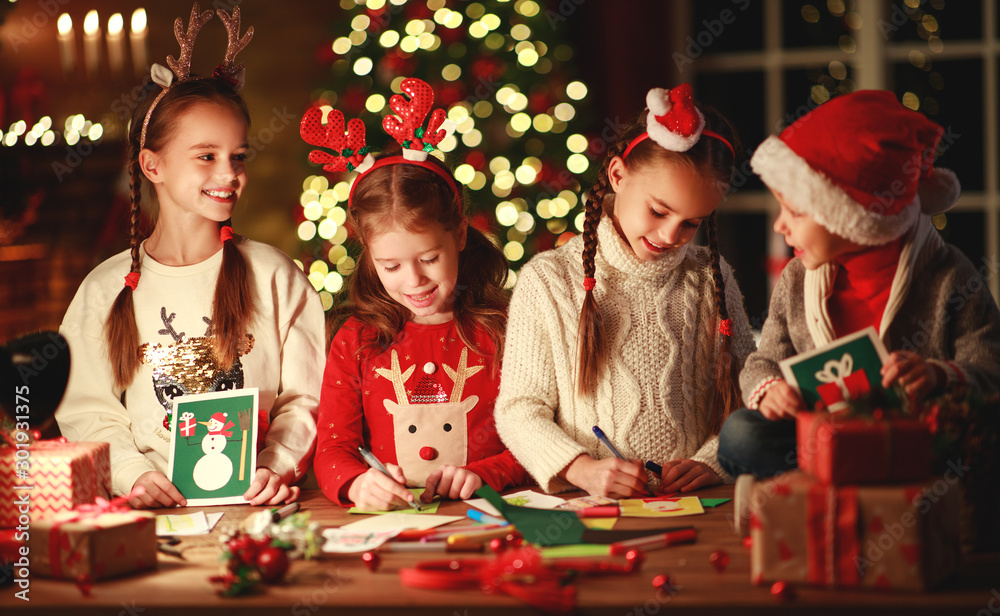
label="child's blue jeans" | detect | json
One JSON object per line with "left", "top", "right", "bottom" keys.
{"left": 717, "top": 408, "right": 799, "bottom": 478}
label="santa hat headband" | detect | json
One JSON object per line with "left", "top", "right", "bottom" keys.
{"left": 300, "top": 77, "right": 460, "bottom": 208}
{"left": 750, "top": 90, "right": 960, "bottom": 245}
{"left": 623, "top": 84, "right": 735, "bottom": 160}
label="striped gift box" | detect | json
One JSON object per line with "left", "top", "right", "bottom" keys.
{"left": 0, "top": 440, "right": 111, "bottom": 526}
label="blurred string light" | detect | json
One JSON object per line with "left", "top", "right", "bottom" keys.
{"left": 301, "top": 0, "right": 592, "bottom": 310}
{"left": 1, "top": 114, "right": 105, "bottom": 147}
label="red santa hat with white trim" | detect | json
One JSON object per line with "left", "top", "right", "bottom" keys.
{"left": 750, "top": 90, "right": 960, "bottom": 245}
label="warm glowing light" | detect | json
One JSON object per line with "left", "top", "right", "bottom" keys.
{"left": 496, "top": 202, "right": 519, "bottom": 226}
{"left": 902, "top": 92, "right": 919, "bottom": 110}
{"left": 567, "top": 134, "right": 588, "bottom": 153}
{"left": 333, "top": 37, "right": 352, "bottom": 54}
{"left": 442, "top": 64, "right": 461, "bottom": 81}
{"left": 515, "top": 165, "right": 537, "bottom": 184}
{"left": 354, "top": 57, "right": 373, "bottom": 76}
{"left": 503, "top": 241, "right": 524, "bottom": 261}
{"left": 304, "top": 201, "right": 323, "bottom": 221}
{"left": 516, "top": 0, "right": 540, "bottom": 17}
{"left": 510, "top": 113, "right": 531, "bottom": 132}
{"left": 469, "top": 22, "right": 488, "bottom": 38}
{"left": 131, "top": 9, "right": 146, "bottom": 32}
{"left": 352, "top": 14, "right": 371, "bottom": 30}
{"left": 554, "top": 103, "right": 576, "bottom": 122}
{"left": 108, "top": 13, "right": 123, "bottom": 35}
{"left": 567, "top": 153, "right": 589, "bottom": 173}
{"left": 380, "top": 30, "right": 400, "bottom": 47}
{"left": 566, "top": 81, "right": 588, "bottom": 100}
{"left": 324, "top": 272, "right": 344, "bottom": 293}
{"left": 400, "top": 35, "right": 419, "bottom": 53}
{"left": 455, "top": 164, "right": 475, "bottom": 185}
{"left": 366, "top": 94, "right": 386, "bottom": 113}
{"left": 298, "top": 221, "right": 317, "bottom": 241}
{"left": 83, "top": 10, "right": 99, "bottom": 35}
{"left": 490, "top": 157, "right": 510, "bottom": 174}
{"left": 532, "top": 114, "right": 553, "bottom": 132}
{"left": 58, "top": 14, "right": 72, "bottom": 35}
{"left": 318, "top": 219, "right": 338, "bottom": 239}
{"left": 310, "top": 260, "right": 329, "bottom": 276}
{"left": 511, "top": 24, "right": 531, "bottom": 40}
{"left": 462, "top": 129, "right": 483, "bottom": 147}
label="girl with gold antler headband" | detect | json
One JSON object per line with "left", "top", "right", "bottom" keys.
{"left": 56, "top": 4, "right": 324, "bottom": 510}
{"left": 303, "top": 79, "right": 531, "bottom": 511}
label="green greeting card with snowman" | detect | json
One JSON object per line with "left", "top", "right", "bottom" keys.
{"left": 168, "top": 388, "right": 258, "bottom": 506}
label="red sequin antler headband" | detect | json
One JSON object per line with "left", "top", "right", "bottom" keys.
{"left": 300, "top": 78, "right": 459, "bottom": 207}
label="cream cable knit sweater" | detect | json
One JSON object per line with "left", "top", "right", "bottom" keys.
{"left": 495, "top": 217, "right": 756, "bottom": 493}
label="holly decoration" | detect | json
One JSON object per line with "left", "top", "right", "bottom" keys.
{"left": 210, "top": 531, "right": 294, "bottom": 596}
{"left": 256, "top": 546, "right": 290, "bottom": 583}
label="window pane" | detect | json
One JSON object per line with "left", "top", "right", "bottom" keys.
{"left": 783, "top": 0, "right": 856, "bottom": 48}
{"left": 717, "top": 213, "right": 770, "bottom": 329}
{"left": 782, "top": 63, "right": 856, "bottom": 128}
{"left": 936, "top": 212, "right": 986, "bottom": 270}
{"left": 884, "top": 0, "right": 982, "bottom": 42}
{"left": 892, "top": 59, "right": 983, "bottom": 191}
{"left": 692, "top": 0, "right": 764, "bottom": 54}
{"left": 695, "top": 70, "right": 767, "bottom": 193}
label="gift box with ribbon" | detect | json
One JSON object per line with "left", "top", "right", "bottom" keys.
{"left": 30, "top": 497, "right": 157, "bottom": 580}
{"left": 797, "top": 411, "right": 931, "bottom": 485}
{"left": 813, "top": 354, "right": 872, "bottom": 412}
{"left": 749, "top": 472, "right": 960, "bottom": 590}
{"left": 0, "top": 439, "right": 111, "bottom": 526}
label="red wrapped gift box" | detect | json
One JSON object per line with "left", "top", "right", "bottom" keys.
{"left": 31, "top": 505, "right": 157, "bottom": 580}
{"left": 749, "top": 472, "right": 960, "bottom": 590}
{"left": 816, "top": 369, "right": 871, "bottom": 412}
{"left": 0, "top": 440, "right": 111, "bottom": 526}
{"left": 797, "top": 412, "right": 931, "bottom": 485}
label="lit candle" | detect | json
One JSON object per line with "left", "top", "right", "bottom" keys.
{"left": 56, "top": 13, "right": 75, "bottom": 76}
{"left": 83, "top": 10, "right": 100, "bottom": 78}
{"left": 130, "top": 8, "right": 148, "bottom": 76}
{"left": 107, "top": 13, "right": 125, "bottom": 76}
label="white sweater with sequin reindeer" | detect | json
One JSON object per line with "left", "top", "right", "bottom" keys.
{"left": 494, "top": 217, "right": 756, "bottom": 493}
{"left": 57, "top": 239, "right": 325, "bottom": 496}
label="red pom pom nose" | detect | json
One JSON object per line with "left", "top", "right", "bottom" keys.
{"left": 419, "top": 446, "right": 437, "bottom": 461}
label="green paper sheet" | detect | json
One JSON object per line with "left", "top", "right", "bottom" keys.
{"left": 540, "top": 544, "right": 612, "bottom": 558}
{"left": 348, "top": 489, "right": 441, "bottom": 514}
{"left": 475, "top": 485, "right": 586, "bottom": 546}
{"left": 700, "top": 498, "right": 732, "bottom": 508}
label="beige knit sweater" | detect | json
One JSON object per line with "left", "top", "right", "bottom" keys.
{"left": 495, "top": 217, "right": 756, "bottom": 493}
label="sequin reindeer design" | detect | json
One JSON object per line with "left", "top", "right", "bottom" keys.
{"left": 376, "top": 348, "right": 484, "bottom": 486}
{"left": 138, "top": 307, "right": 254, "bottom": 433}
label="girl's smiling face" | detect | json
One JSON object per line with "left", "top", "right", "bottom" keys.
{"left": 366, "top": 221, "right": 467, "bottom": 324}
{"left": 607, "top": 156, "right": 723, "bottom": 261}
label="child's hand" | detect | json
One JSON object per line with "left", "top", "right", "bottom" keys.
{"left": 758, "top": 381, "right": 803, "bottom": 420}
{"left": 244, "top": 468, "right": 300, "bottom": 506}
{"left": 421, "top": 465, "right": 483, "bottom": 502}
{"left": 130, "top": 471, "right": 186, "bottom": 509}
{"left": 347, "top": 464, "right": 415, "bottom": 511}
{"left": 657, "top": 459, "right": 722, "bottom": 493}
{"left": 563, "top": 454, "right": 646, "bottom": 499}
{"left": 881, "top": 350, "right": 940, "bottom": 403}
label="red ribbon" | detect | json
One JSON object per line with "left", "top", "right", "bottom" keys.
{"left": 718, "top": 318, "right": 733, "bottom": 337}
{"left": 583, "top": 277, "right": 596, "bottom": 292}
{"left": 805, "top": 482, "right": 860, "bottom": 587}
{"left": 220, "top": 226, "right": 235, "bottom": 243}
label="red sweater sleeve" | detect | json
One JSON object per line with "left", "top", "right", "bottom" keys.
{"left": 464, "top": 449, "right": 533, "bottom": 492}
{"left": 314, "top": 320, "right": 369, "bottom": 505}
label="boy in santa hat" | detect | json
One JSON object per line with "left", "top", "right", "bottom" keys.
{"left": 718, "top": 90, "right": 1000, "bottom": 478}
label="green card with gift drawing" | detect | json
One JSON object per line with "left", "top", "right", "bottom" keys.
{"left": 167, "top": 388, "right": 258, "bottom": 506}
{"left": 778, "top": 327, "right": 898, "bottom": 412}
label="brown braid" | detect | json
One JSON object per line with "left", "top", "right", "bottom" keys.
{"left": 575, "top": 136, "right": 627, "bottom": 397}
{"left": 105, "top": 148, "right": 144, "bottom": 389}
{"left": 211, "top": 220, "right": 257, "bottom": 369}
{"left": 705, "top": 211, "right": 742, "bottom": 434}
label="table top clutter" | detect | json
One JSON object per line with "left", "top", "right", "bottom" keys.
{"left": 3, "top": 485, "right": 998, "bottom": 616}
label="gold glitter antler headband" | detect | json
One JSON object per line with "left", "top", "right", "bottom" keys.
{"left": 140, "top": 3, "right": 214, "bottom": 149}
{"left": 215, "top": 7, "right": 253, "bottom": 91}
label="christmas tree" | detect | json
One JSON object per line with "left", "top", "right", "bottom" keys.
{"left": 295, "top": 0, "right": 592, "bottom": 311}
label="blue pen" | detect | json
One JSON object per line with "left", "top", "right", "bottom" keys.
{"left": 466, "top": 509, "right": 509, "bottom": 526}
{"left": 358, "top": 446, "right": 421, "bottom": 511}
{"left": 592, "top": 425, "right": 626, "bottom": 460}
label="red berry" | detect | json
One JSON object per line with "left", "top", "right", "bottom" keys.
{"left": 709, "top": 550, "right": 730, "bottom": 572}
{"left": 361, "top": 551, "right": 380, "bottom": 572}
{"left": 256, "top": 546, "right": 289, "bottom": 583}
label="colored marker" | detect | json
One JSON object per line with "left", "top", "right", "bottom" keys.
{"left": 645, "top": 460, "right": 663, "bottom": 476}
{"left": 609, "top": 528, "right": 698, "bottom": 556}
{"left": 575, "top": 505, "right": 620, "bottom": 518}
{"left": 358, "top": 446, "right": 421, "bottom": 511}
{"left": 270, "top": 501, "right": 300, "bottom": 523}
{"left": 381, "top": 540, "right": 483, "bottom": 553}
{"left": 417, "top": 524, "right": 504, "bottom": 543}
{"left": 445, "top": 527, "right": 515, "bottom": 548}
{"left": 466, "top": 509, "right": 509, "bottom": 526}
{"left": 592, "top": 426, "right": 625, "bottom": 460}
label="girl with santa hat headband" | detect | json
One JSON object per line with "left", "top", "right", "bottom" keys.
{"left": 494, "top": 85, "right": 756, "bottom": 498}
{"left": 719, "top": 90, "right": 1000, "bottom": 479}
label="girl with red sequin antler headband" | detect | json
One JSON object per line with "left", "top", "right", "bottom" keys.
{"left": 493, "top": 84, "right": 757, "bottom": 500}
{"left": 56, "top": 3, "right": 325, "bottom": 512}
{"left": 303, "top": 79, "right": 531, "bottom": 512}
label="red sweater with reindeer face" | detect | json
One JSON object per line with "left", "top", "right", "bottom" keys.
{"left": 315, "top": 317, "right": 531, "bottom": 505}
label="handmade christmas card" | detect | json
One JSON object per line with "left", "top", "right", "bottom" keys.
{"left": 779, "top": 327, "right": 895, "bottom": 412}
{"left": 167, "top": 388, "right": 258, "bottom": 506}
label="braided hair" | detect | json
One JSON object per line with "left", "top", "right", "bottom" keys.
{"left": 576, "top": 102, "right": 741, "bottom": 434}
{"left": 106, "top": 78, "right": 255, "bottom": 390}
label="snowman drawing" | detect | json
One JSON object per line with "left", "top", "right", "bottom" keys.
{"left": 193, "top": 412, "right": 236, "bottom": 491}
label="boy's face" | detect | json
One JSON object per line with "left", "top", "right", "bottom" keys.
{"left": 772, "top": 192, "right": 864, "bottom": 269}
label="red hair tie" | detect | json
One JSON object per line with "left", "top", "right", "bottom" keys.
{"left": 583, "top": 277, "right": 596, "bottom": 291}
{"left": 220, "top": 226, "right": 235, "bottom": 243}
{"left": 718, "top": 318, "right": 733, "bottom": 337}
{"left": 124, "top": 272, "right": 140, "bottom": 291}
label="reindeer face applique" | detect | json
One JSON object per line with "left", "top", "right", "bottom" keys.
{"left": 138, "top": 307, "right": 254, "bottom": 430}
{"left": 376, "top": 347, "right": 484, "bottom": 487}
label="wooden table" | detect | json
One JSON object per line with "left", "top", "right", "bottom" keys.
{"left": 3, "top": 486, "right": 997, "bottom": 615}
